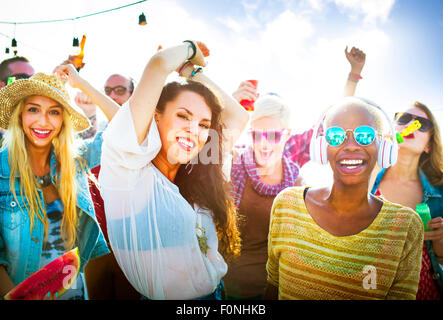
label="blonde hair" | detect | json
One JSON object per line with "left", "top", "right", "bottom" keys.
{"left": 251, "top": 94, "right": 291, "bottom": 128}
{"left": 4, "top": 99, "right": 82, "bottom": 249}
{"left": 413, "top": 101, "right": 443, "bottom": 186}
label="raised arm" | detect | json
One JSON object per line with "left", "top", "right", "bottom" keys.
{"left": 232, "top": 80, "right": 259, "bottom": 106}
{"left": 53, "top": 64, "right": 119, "bottom": 122}
{"left": 178, "top": 62, "right": 249, "bottom": 151}
{"left": 343, "top": 46, "right": 366, "bottom": 97}
{"left": 129, "top": 42, "right": 208, "bottom": 144}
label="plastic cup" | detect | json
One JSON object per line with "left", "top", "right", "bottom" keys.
{"left": 239, "top": 80, "right": 258, "bottom": 111}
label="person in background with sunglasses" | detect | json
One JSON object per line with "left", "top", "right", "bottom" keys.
{"left": 104, "top": 74, "right": 134, "bottom": 106}
{"left": 0, "top": 56, "right": 35, "bottom": 89}
{"left": 224, "top": 94, "right": 304, "bottom": 300}
{"left": 77, "top": 74, "right": 134, "bottom": 140}
{"left": 371, "top": 102, "right": 443, "bottom": 299}
{"left": 0, "top": 56, "right": 35, "bottom": 141}
{"left": 264, "top": 97, "right": 423, "bottom": 299}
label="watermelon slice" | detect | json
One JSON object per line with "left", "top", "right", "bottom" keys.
{"left": 4, "top": 247, "right": 81, "bottom": 300}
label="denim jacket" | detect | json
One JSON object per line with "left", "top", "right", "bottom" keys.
{"left": 0, "top": 132, "right": 110, "bottom": 286}
{"left": 371, "top": 168, "right": 443, "bottom": 292}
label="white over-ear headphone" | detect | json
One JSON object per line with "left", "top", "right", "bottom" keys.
{"left": 309, "top": 97, "right": 398, "bottom": 168}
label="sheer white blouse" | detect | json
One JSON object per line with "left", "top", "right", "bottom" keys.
{"left": 99, "top": 102, "right": 227, "bottom": 299}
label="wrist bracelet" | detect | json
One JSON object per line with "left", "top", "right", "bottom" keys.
{"left": 349, "top": 72, "right": 362, "bottom": 80}
{"left": 177, "top": 61, "right": 192, "bottom": 76}
{"left": 183, "top": 40, "right": 197, "bottom": 60}
{"left": 190, "top": 67, "right": 203, "bottom": 78}
{"left": 348, "top": 77, "right": 359, "bottom": 83}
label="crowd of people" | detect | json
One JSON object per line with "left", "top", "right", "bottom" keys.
{"left": 0, "top": 40, "right": 441, "bottom": 300}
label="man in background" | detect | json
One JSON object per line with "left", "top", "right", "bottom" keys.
{"left": 0, "top": 56, "right": 35, "bottom": 139}
{"left": 0, "top": 56, "right": 35, "bottom": 89}
{"left": 104, "top": 73, "right": 134, "bottom": 106}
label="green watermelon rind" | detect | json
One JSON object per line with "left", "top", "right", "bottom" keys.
{"left": 4, "top": 247, "right": 81, "bottom": 300}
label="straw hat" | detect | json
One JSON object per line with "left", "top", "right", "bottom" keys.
{"left": 0, "top": 72, "right": 90, "bottom": 131}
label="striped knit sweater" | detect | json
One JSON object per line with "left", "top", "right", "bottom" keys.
{"left": 266, "top": 187, "right": 424, "bottom": 300}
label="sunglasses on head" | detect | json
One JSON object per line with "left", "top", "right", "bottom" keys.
{"left": 5, "top": 73, "right": 31, "bottom": 84}
{"left": 104, "top": 86, "right": 130, "bottom": 96}
{"left": 325, "top": 126, "right": 377, "bottom": 147}
{"left": 250, "top": 130, "right": 285, "bottom": 144}
{"left": 394, "top": 112, "right": 433, "bottom": 132}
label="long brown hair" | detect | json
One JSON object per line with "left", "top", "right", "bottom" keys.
{"left": 413, "top": 101, "right": 443, "bottom": 186}
{"left": 156, "top": 81, "right": 241, "bottom": 262}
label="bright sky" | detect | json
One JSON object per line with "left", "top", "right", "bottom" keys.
{"left": 1, "top": 0, "right": 442, "bottom": 186}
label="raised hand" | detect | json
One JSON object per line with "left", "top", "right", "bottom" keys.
{"left": 188, "top": 40, "right": 209, "bottom": 67}
{"left": 345, "top": 46, "right": 366, "bottom": 75}
{"left": 232, "top": 81, "right": 259, "bottom": 104}
{"left": 53, "top": 63, "right": 84, "bottom": 89}
{"left": 74, "top": 91, "right": 96, "bottom": 118}
{"left": 196, "top": 41, "right": 210, "bottom": 58}
{"left": 176, "top": 42, "right": 210, "bottom": 78}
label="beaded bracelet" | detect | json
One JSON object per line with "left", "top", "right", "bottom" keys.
{"left": 177, "top": 61, "right": 192, "bottom": 76}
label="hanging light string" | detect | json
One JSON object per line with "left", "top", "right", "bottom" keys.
{"left": 0, "top": 0, "right": 148, "bottom": 25}
{"left": 0, "top": 31, "right": 53, "bottom": 56}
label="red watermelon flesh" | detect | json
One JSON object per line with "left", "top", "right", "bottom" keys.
{"left": 4, "top": 247, "right": 81, "bottom": 300}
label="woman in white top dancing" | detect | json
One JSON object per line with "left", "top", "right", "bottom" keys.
{"left": 99, "top": 41, "right": 249, "bottom": 299}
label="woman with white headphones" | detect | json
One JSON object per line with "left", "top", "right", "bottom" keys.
{"left": 264, "top": 97, "right": 424, "bottom": 299}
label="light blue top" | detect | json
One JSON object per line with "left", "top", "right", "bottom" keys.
{"left": 0, "top": 132, "right": 110, "bottom": 287}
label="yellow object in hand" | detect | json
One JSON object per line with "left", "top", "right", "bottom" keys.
{"left": 401, "top": 120, "right": 421, "bottom": 137}
{"left": 396, "top": 120, "right": 421, "bottom": 143}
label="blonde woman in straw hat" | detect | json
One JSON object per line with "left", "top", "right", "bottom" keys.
{"left": 0, "top": 68, "right": 118, "bottom": 299}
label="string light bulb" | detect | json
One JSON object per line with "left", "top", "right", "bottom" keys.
{"left": 11, "top": 38, "right": 17, "bottom": 56}
{"left": 138, "top": 12, "right": 147, "bottom": 26}
{"left": 73, "top": 37, "right": 79, "bottom": 47}
{"left": 5, "top": 47, "right": 10, "bottom": 54}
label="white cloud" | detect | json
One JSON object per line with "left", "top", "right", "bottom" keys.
{"left": 331, "top": 0, "right": 396, "bottom": 23}
{"left": 209, "top": 7, "right": 392, "bottom": 132}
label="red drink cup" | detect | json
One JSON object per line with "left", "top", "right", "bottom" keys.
{"left": 240, "top": 80, "right": 258, "bottom": 111}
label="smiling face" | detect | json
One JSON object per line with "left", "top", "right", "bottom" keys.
{"left": 250, "top": 115, "right": 290, "bottom": 169}
{"left": 325, "top": 104, "right": 379, "bottom": 186}
{"left": 155, "top": 90, "right": 212, "bottom": 165}
{"left": 21, "top": 95, "right": 64, "bottom": 151}
{"left": 395, "top": 107, "right": 431, "bottom": 156}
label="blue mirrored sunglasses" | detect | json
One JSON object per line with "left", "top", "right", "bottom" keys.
{"left": 325, "top": 126, "right": 377, "bottom": 147}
